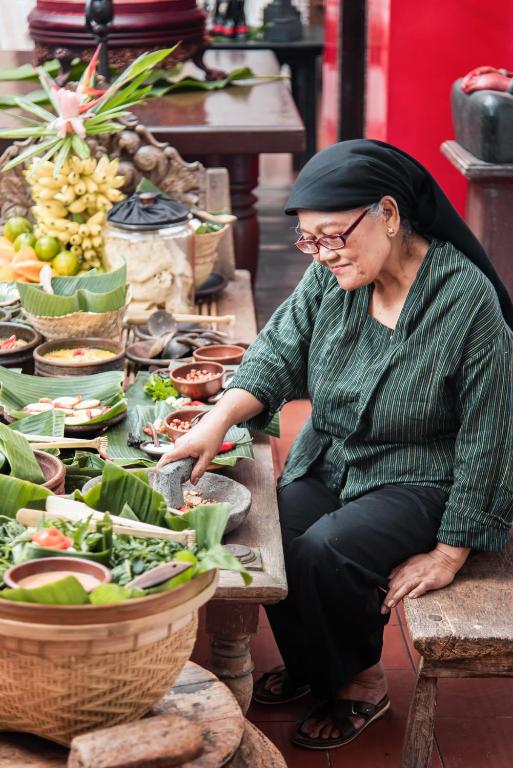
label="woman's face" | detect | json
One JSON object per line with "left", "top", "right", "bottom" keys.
{"left": 296, "top": 207, "right": 392, "bottom": 290}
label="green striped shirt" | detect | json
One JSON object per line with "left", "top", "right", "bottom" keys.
{"left": 229, "top": 240, "right": 513, "bottom": 551}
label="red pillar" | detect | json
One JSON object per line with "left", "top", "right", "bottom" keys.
{"left": 366, "top": 0, "right": 513, "bottom": 212}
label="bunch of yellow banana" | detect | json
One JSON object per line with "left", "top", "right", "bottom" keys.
{"left": 26, "top": 155, "right": 125, "bottom": 269}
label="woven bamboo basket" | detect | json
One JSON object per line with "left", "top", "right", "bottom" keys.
{"left": 25, "top": 306, "right": 125, "bottom": 341}
{"left": 0, "top": 570, "right": 217, "bottom": 746}
{"left": 194, "top": 225, "right": 228, "bottom": 288}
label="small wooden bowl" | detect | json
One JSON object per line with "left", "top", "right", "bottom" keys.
{"left": 163, "top": 407, "right": 208, "bottom": 441}
{"left": 193, "top": 344, "right": 245, "bottom": 365}
{"left": 170, "top": 362, "right": 225, "bottom": 400}
{"left": 35, "top": 450, "right": 66, "bottom": 494}
{"left": 3, "top": 556, "right": 111, "bottom": 592}
{"left": 34, "top": 337, "right": 124, "bottom": 377}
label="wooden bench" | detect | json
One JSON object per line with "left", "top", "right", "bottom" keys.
{"left": 401, "top": 535, "right": 513, "bottom": 768}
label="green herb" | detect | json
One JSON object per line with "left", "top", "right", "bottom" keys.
{"left": 194, "top": 222, "right": 224, "bottom": 234}
{"left": 144, "top": 374, "right": 179, "bottom": 402}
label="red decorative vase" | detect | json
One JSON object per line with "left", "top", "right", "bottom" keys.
{"left": 28, "top": 0, "right": 208, "bottom": 71}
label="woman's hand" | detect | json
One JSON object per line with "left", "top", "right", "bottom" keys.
{"left": 155, "top": 388, "right": 265, "bottom": 484}
{"left": 155, "top": 413, "right": 227, "bottom": 484}
{"left": 381, "top": 544, "right": 470, "bottom": 614}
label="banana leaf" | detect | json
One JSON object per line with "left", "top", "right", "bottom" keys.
{"left": 0, "top": 61, "right": 61, "bottom": 81}
{"left": 21, "top": 543, "right": 111, "bottom": 566}
{"left": 0, "top": 575, "right": 88, "bottom": 605}
{"left": 63, "top": 451, "right": 154, "bottom": 493}
{"left": 0, "top": 422, "right": 44, "bottom": 483}
{"left": 17, "top": 265, "right": 127, "bottom": 317}
{"left": 9, "top": 409, "right": 65, "bottom": 437}
{"left": 0, "top": 368, "right": 126, "bottom": 427}
{"left": 76, "top": 462, "right": 168, "bottom": 528}
{"left": 0, "top": 474, "right": 52, "bottom": 518}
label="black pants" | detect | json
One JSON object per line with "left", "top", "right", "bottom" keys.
{"left": 265, "top": 477, "right": 447, "bottom": 701}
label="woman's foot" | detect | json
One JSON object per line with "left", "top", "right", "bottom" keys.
{"left": 253, "top": 666, "right": 311, "bottom": 705}
{"left": 293, "top": 662, "right": 389, "bottom": 749}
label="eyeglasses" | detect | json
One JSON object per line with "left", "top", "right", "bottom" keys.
{"left": 294, "top": 207, "right": 370, "bottom": 255}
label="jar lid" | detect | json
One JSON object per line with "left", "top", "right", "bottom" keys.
{"left": 107, "top": 192, "right": 190, "bottom": 231}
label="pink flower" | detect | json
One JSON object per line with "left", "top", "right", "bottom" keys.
{"left": 53, "top": 89, "right": 86, "bottom": 138}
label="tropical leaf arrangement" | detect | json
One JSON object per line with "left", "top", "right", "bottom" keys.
{"left": 0, "top": 367, "right": 127, "bottom": 427}
{"left": 0, "top": 46, "right": 175, "bottom": 273}
{"left": 17, "top": 264, "right": 126, "bottom": 317}
{"left": 0, "top": 46, "right": 176, "bottom": 172}
{"left": 0, "top": 463, "right": 251, "bottom": 606}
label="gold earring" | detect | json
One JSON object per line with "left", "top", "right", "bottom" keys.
{"left": 386, "top": 227, "right": 394, "bottom": 236}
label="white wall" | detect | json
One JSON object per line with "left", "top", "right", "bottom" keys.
{"left": 0, "top": 0, "right": 35, "bottom": 50}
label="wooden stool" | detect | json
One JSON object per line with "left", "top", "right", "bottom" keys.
{"left": 0, "top": 663, "right": 287, "bottom": 768}
{"left": 401, "top": 539, "right": 513, "bottom": 768}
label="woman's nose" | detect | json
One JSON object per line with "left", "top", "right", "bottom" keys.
{"left": 317, "top": 245, "right": 337, "bottom": 263}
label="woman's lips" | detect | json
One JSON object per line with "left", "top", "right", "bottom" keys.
{"left": 330, "top": 264, "right": 351, "bottom": 273}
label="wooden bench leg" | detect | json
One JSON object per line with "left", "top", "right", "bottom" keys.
{"left": 401, "top": 660, "right": 438, "bottom": 768}
{"left": 206, "top": 601, "right": 260, "bottom": 715}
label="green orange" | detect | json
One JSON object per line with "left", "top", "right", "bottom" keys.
{"left": 35, "top": 236, "right": 61, "bottom": 262}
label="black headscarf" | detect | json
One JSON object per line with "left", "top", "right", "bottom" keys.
{"left": 285, "top": 139, "right": 513, "bottom": 328}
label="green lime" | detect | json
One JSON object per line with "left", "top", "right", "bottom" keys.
{"left": 14, "top": 232, "right": 37, "bottom": 251}
{"left": 35, "top": 236, "right": 61, "bottom": 262}
{"left": 52, "top": 250, "right": 80, "bottom": 276}
{"left": 3, "top": 217, "right": 32, "bottom": 242}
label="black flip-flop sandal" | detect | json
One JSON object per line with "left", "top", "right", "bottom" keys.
{"left": 292, "top": 694, "right": 390, "bottom": 750}
{"left": 253, "top": 666, "right": 311, "bottom": 705}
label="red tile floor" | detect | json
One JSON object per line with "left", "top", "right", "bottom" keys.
{"left": 192, "top": 400, "right": 513, "bottom": 768}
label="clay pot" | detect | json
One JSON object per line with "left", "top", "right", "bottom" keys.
{"left": 34, "top": 337, "right": 124, "bottom": 377}
{"left": 35, "top": 450, "right": 66, "bottom": 494}
{"left": 170, "top": 362, "right": 225, "bottom": 400}
{"left": 0, "top": 322, "right": 43, "bottom": 374}
{"left": 193, "top": 344, "right": 245, "bottom": 365}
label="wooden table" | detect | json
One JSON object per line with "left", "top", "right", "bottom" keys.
{"left": 0, "top": 49, "right": 305, "bottom": 280}
{"left": 210, "top": 26, "right": 324, "bottom": 168}
{"left": 207, "top": 270, "right": 287, "bottom": 711}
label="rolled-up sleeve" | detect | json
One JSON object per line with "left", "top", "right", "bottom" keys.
{"left": 226, "top": 261, "right": 324, "bottom": 430}
{"left": 437, "top": 330, "right": 513, "bottom": 551}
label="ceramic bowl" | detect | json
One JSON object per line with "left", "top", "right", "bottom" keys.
{"left": 3, "top": 556, "right": 112, "bottom": 591}
{"left": 192, "top": 344, "right": 245, "bottom": 365}
{"left": 170, "top": 361, "right": 225, "bottom": 400}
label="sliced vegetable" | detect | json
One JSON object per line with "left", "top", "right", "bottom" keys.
{"left": 32, "top": 527, "right": 71, "bottom": 550}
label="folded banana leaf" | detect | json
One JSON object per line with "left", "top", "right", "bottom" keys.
{"left": 0, "top": 575, "right": 89, "bottom": 605}
{"left": 0, "top": 367, "right": 126, "bottom": 426}
{"left": 76, "top": 461, "right": 168, "bottom": 528}
{"left": 0, "top": 422, "right": 44, "bottom": 483}
{"left": 9, "top": 409, "right": 66, "bottom": 437}
{"left": 17, "top": 265, "right": 126, "bottom": 317}
{"left": 0, "top": 474, "right": 52, "bottom": 518}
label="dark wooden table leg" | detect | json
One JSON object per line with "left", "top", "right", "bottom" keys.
{"left": 204, "top": 153, "right": 260, "bottom": 281}
{"left": 206, "top": 601, "right": 260, "bottom": 714}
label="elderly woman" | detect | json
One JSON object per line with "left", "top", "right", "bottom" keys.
{"left": 158, "top": 140, "right": 513, "bottom": 750}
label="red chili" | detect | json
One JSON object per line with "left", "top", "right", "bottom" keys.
{"left": 218, "top": 441, "right": 235, "bottom": 453}
{"left": 188, "top": 400, "right": 205, "bottom": 406}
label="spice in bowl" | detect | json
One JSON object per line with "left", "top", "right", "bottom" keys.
{"left": 163, "top": 408, "right": 208, "bottom": 441}
{"left": 170, "top": 361, "right": 225, "bottom": 400}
